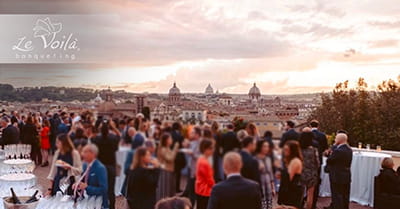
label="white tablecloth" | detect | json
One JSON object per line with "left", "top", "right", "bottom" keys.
{"left": 319, "top": 151, "right": 391, "bottom": 206}
{"left": 114, "top": 146, "right": 131, "bottom": 196}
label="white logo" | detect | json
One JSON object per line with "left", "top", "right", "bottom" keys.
{"left": 12, "top": 17, "right": 80, "bottom": 61}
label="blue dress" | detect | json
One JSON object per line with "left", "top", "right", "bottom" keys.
{"left": 52, "top": 151, "right": 74, "bottom": 195}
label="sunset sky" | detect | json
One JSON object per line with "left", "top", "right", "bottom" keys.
{"left": 0, "top": 0, "right": 400, "bottom": 94}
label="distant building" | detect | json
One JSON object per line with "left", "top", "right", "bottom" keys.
{"left": 97, "top": 87, "right": 136, "bottom": 118}
{"left": 182, "top": 108, "right": 207, "bottom": 123}
{"left": 219, "top": 94, "right": 233, "bottom": 106}
{"left": 136, "top": 95, "right": 145, "bottom": 114}
{"left": 248, "top": 83, "right": 261, "bottom": 100}
{"left": 205, "top": 84, "right": 214, "bottom": 95}
{"left": 168, "top": 82, "right": 181, "bottom": 105}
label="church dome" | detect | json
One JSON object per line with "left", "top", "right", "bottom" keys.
{"left": 169, "top": 82, "right": 181, "bottom": 95}
{"left": 248, "top": 83, "right": 261, "bottom": 96}
{"left": 205, "top": 83, "right": 214, "bottom": 94}
{"left": 94, "top": 93, "right": 102, "bottom": 103}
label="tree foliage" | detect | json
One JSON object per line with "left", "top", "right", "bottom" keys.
{"left": 311, "top": 77, "right": 400, "bottom": 150}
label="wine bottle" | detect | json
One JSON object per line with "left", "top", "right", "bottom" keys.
{"left": 25, "top": 190, "right": 39, "bottom": 203}
{"left": 10, "top": 188, "right": 21, "bottom": 204}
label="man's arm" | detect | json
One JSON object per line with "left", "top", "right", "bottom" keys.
{"left": 86, "top": 167, "right": 108, "bottom": 196}
{"left": 321, "top": 133, "right": 329, "bottom": 152}
{"left": 326, "top": 148, "right": 343, "bottom": 165}
{"left": 254, "top": 184, "right": 262, "bottom": 209}
{"left": 207, "top": 187, "right": 219, "bottom": 209}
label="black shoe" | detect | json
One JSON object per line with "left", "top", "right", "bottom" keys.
{"left": 323, "top": 206, "right": 332, "bottom": 209}
{"left": 41, "top": 161, "right": 49, "bottom": 167}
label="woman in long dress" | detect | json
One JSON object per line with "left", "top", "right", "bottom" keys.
{"left": 255, "top": 140, "right": 275, "bottom": 209}
{"left": 157, "top": 133, "right": 179, "bottom": 200}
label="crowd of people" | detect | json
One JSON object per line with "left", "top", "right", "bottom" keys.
{"left": 0, "top": 109, "right": 363, "bottom": 209}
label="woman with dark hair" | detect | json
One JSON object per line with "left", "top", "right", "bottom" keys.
{"left": 246, "top": 122, "right": 261, "bottom": 141}
{"left": 72, "top": 127, "right": 88, "bottom": 154}
{"left": 157, "top": 133, "right": 179, "bottom": 200}
{"left": 171, "top": 122, "right": 186, "bottom": 192}
{"left": 255, "top": 140, "right": 275, "bottom": 209}
{"left": 278, "top": 140, "right": 303, "bottom": 209}
{"left": 211, "top": 121, "right": 223, "bottom": 182}
{"left": 195, "top": 139, "right": 215, "bottom": 209}
{"left": 299, "top": 128, "right": 319, "bottom": 209}
{"left": 47, "top": 134, "right": 82, "bottom": 196}
{"left": 22, "top": 115, "right": 41, "bottom": 165}
{"left": 92, "top": 121, "right": 120, "bottom": 209}
{"left": 127, "top": 147, "right": 160, "bottom": 209}
{"left": 40, "top": 119, "right": 51, "bottom": 167}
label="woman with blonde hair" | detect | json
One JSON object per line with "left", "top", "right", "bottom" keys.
{"left": 126, "top": 147, "right": 161, "bottom": 209}
{"left": 157, "top": 133, "right": 179, "bottom": 200}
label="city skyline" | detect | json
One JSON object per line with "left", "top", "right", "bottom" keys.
{"left": 0, "top": 0, "right": 400, "bottom": 94}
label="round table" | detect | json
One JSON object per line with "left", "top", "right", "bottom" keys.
{"left": 114, "top": 146, "right": 131, "bottom": 196}
{"left": 319, "top": 151, "right": 391, "bottom": 206}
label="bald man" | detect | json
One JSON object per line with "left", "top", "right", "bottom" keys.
{"left": 207, "top": 152, "right": 262, "bottom": 209}
{"left": 326, "top": 133, "right": 353, "bottom": 209}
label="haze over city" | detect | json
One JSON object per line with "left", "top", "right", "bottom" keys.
{"left": 1, "top": 0, "right": 400, "bottom": 94}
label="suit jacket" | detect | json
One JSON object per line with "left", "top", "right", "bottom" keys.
{"left": 378, "top": 168, "right": 400, "bottom": 195}
{"left": 312, "top": 129, "right": 328, "bottom": 164}
{"left": 239, "top": 150, "right": 261, "bottom": 185}
{"left": 326, "top": 144, "right": 353, "bottom": 185}
{"left": 279, "top": 129, "right": 299, "bottom": 148}
{"left": 221, "top": 131, "right": 240, "bottom": 155}
{"left": 0, "top": 125, "right": 19, "bottom": 145}
{"left": 207, "top": 175, "right": 262, "bottom": 209}
{"left": 83, "top": 160, "right": 109, "bottom": 209}
{"left": 21, "top": 123, "right": 38, "bottom": 145}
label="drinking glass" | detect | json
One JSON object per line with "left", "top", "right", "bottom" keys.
{"left": 377, "top": 145, "right": 382, "bottom": 152}
{"left": 366, "top": 144, "right": 370, "bottom": 150}
{"left": 358, "top": 142, "right": 362, "bottom": 149}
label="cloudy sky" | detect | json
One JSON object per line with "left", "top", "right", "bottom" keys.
{"left": 0, "top": 0, "right": 400, "bottom": 94}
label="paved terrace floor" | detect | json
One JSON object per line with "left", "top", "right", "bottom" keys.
{"left": 33, "top": 157, "right": 372, "bottom": 209}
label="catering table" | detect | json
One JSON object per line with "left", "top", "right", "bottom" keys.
{"left": 114, "top": 146, "right": 131, "bottom": 196}
{"left": 319, "top": 151, "right": 391, "bottom": 206}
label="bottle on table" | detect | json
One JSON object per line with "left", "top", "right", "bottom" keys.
{"left": 25, "top": 190, "right": 39, "bottom": 203}
{"left": 10, "top": 188, "right": 22, "bottom": 204}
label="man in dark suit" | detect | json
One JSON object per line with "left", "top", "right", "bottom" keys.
{"left": 74, "top": 144, "right": 109, "bottom": 209}
{"left": 239, "top": 136, "right": 260, "bottom": 185}
{"left": 310, "top": 120, "right": 329, "bottom": 163}
{"left": 326, "top": 133, "right": 353, "bottom": 209}
{"left": 0, "top": 116, "right": 19, "bottom": 146}
{"left": 221, "top": 124, "right": 240, "bottom": 155}
{"left": 310, "top": 120, "right": 328, "bottom": 209}
{"left": 279, "top": 120, "right": 299, "bottom": 148}
{"left": 207, "top": 152, "right": 262, "bottom": 209}
{"left": 171, "top": 122, "right": 186, "bottom": 192}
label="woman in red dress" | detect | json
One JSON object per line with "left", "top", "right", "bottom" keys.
{"left": 195, "top": 139, "right": 215, "bottom": 209}
{"left": 40, "top": 119, "right": 51, "bottom": 167}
